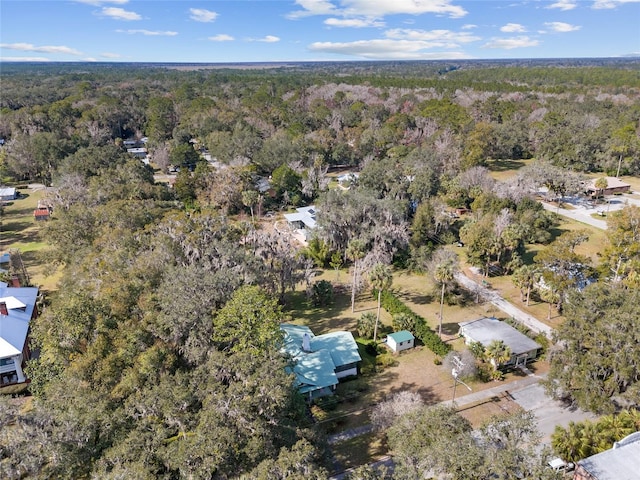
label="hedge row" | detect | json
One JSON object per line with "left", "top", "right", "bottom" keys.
{"left": 374, "top": 289, "right": 452, "bottom": 357}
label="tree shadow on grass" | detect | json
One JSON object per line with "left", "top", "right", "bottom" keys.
{"left": 1, "top": 225, "right": 42, "bottom": 248}
{"left": 487, "top": 159, "right": 527, "bottom": 172}
{"left": 441, "top": 321, "right": 461, "bottom": 337}
{"left": 396, "top": 289, "right": 435, "bottom": 306}
{"left": 388, "top": 382, "right": 437, "bottom": 404}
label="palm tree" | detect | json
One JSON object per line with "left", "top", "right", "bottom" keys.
{"left": 485, "top": 340, "right": 512, "bottom": 372}
{"left": 512, "top": 264, "right": 539, "bottom": 306}
{"left": 369, "top": 263, "right": 392, "bottom": 342}
{"left": 594, "top": 176, "right": 608, "bottom": 202}
{"left": 346, "top": 238, "right": 366, "bottom": 313}
{"left": 241, "top": 190, "right": 259, "bottom": 225}
{"left": 430, "top": 248, "right": 459, "bottom": 338}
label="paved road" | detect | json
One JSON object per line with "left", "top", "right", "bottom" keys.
{"left": 540, "top": 201, "right": 607, "bottom": 230}
{"left": 455, "top": 272, "right": 553, "bottom": 338}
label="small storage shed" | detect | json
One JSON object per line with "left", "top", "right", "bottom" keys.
{"left": 33, "top": 208, "right": 50, "bottom": 221}
{"left": 386, "top": 330, "right": 415, "bottom": 353}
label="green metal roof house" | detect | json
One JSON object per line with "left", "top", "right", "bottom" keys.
{"left": 280, "top": 324, "right": 361, "bottom": 400}
{"left": 386, "top": 330, "right": 415, "bottom": 353}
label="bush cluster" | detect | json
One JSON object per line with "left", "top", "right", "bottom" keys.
{"left": 373, "top": 289, "right": 451, "bottom": 356}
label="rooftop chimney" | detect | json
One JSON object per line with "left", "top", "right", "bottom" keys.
{"left": 302, "top": 333, "right": 311, "bottom": 352}
{"left": 0, "top": 302, "right": 7, "bottom": 316}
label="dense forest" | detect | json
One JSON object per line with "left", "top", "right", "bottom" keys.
{"left": 0, "top": 60, "right": 639, "bottom": 479}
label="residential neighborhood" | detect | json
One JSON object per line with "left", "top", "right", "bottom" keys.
{"left": 0, "top": 59, "right": 639, "bottom": 479}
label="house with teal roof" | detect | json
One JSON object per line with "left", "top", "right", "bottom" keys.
{"left": 280, "top": 323, "right": 361, "bottom": 400}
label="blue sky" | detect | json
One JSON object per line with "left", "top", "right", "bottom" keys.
{"left": 1, "top": 0, "right": 639, "bottom": 62}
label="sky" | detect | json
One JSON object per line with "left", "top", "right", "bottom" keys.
{"left": 1, "top": 0, "right": 639, "bottom": 63}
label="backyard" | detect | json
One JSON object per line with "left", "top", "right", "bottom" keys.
{"left": 0, "top": 184, "right": 62, "bottom": 292}
{"left": 285, "top": 268, "right": 548, "bottom": 473}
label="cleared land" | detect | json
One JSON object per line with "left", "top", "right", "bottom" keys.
{"left": 1, "top": 185, "right": 62, "bottom": 292}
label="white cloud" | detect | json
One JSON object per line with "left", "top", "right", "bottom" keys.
{"left": 385, "top": 28, "right": 480, "bottom": 45}
{"left": 189, "top": 8, "right": 218, "bottom": 22}
{"left": 75, "top": 0, "right": 128, "bottom": 5}
{"left": 324, "top": 17, "right": 384, "bottom": 27}
{"left": 0, "top": 56, "right": 51, "bottom": 62}
{"left": 208, "top": 34, "right": 234, "bottom": 42}
{"left": 309, "top": 38, "right": 471, "bottom": 59}
{"left": 501, "top": 23, "right": 526, "bottom": 33}
{"left": 593, "top": 0, "right": 640, "bottom": 9}
{"left": 544, "top": 21, "right": 581, "bottom": 32}
{"left": 462, "top": 24, "right": 477, "bottom": 30}
{"left": 289, "top": 0, "right": 467, "bottom": 20}
{"left": 287, "top": 0, "right": 339, "bottom": 19}
{"left": 546, "top": 0, "right": 577, "bottom": 10}
{"left": 0, "top": 42, "right": 82, "bottom": 55}
{"left": 83, "top": 57, "right": 98, "bottom": 62}
{"left": 100, "top": 7, "right": 141, "bottom": 20}
{"left": 482, "top": 36, "right": 540, "bottom": 49}
{"left": 101, "top": 52, "right": 121, "bottom": 58}
{"left": 116, "top": 29, "right": 178, "bottom": 36}
{"left": 259, "top": 35, "right": 280, "bottom": 43}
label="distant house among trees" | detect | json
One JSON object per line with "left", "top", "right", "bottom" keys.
{"left": 283, "top": 205, "right": 317, "bottom": 244}
{"left": 585, "top": 177, "right": 631, "bottom": 198}
{"left": 386, "top": 330, "right": 415, "bottom": 353}
{"left": 458, "top": 317, "right": 541, "bottom": 368}
{"left": 0, "top": 282, "right": 39, "bottom": 387}
{"left": 280, "top": 323, "right": 361, "bottom": 400}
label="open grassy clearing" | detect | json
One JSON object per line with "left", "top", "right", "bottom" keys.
{"left": 1, "top": 186, "right": 62, "bottom": 292}
{"left": 485, "top": 158, "right": 533, "bottom": 182}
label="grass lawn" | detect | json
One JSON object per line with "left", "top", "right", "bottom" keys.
{"left": 331, "top": 431, "right": 388, "bottom": 473}
{"left": 1, "top": 186, "right": 61, "bottom": 292}
{"left": 485, "top": 158, "right": 533, "bottom": 182}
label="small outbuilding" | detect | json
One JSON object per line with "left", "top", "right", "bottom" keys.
{"left": 0, "top": 187, "right": 17, "bottom": 202}
{"left": 33, "top": 208, "right": 50, "bottom": 221}
{"left": 458, "top": 317, "right": 541, "bottom": 368}
{"left": 386, "top": 330, "right": 415, "bottom": 353}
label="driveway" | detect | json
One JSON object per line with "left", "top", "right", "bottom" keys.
{"left": 510, "top": 382, "right": 597, "bottom": 445}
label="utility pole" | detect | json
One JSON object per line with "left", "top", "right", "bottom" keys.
{"left": 451, "top": 356, "right": 472, "bottom": 405}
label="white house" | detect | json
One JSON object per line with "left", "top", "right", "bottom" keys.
{"left": 0, "top": 187, "right": 17, "bottom": 202}
{"left": 0, "top": 282, "right": 39, "bottom": 387}
{"left": 458, "top": 317, "right": 541, "bottom": 368}
{"left": 280, "top": 324, "right": 361, "bottom": 400}
{"left": 283, "top": 205, "right": 317, "bottom": 244}
{"left": 386, "top": 330, "right": 415, "bottom": 353}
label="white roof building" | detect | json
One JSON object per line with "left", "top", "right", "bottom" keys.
{"left": 0, "top": 282, "right": 39, "bottom": 386}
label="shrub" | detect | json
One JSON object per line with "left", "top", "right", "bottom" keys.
{"left": 357, "top": 312, "right": 376, "bottom": 339}
{"left": 310, "top": 405, "right": 328, "bottom": 422}
{"left": 468, "top": 341, "right": 485, "bottom": 360}
{"left": 376, "top": 353, "right": 397, "bottom": 368}
{"left": 373, "top": 289, "right": 452, "bottom": 357}
{"left": 308, "top": 279, "right": 334, "bottom": 307}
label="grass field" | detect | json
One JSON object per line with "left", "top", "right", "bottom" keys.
{"left": 1, "top": 186, "right": 62, "bottom": 292}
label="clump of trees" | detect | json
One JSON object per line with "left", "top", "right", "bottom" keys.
{"left": 545, "top": 283, "right": 640, "bottom": 413}
{"left": 552, "top": 409, "right": 640, "bottom": 462}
